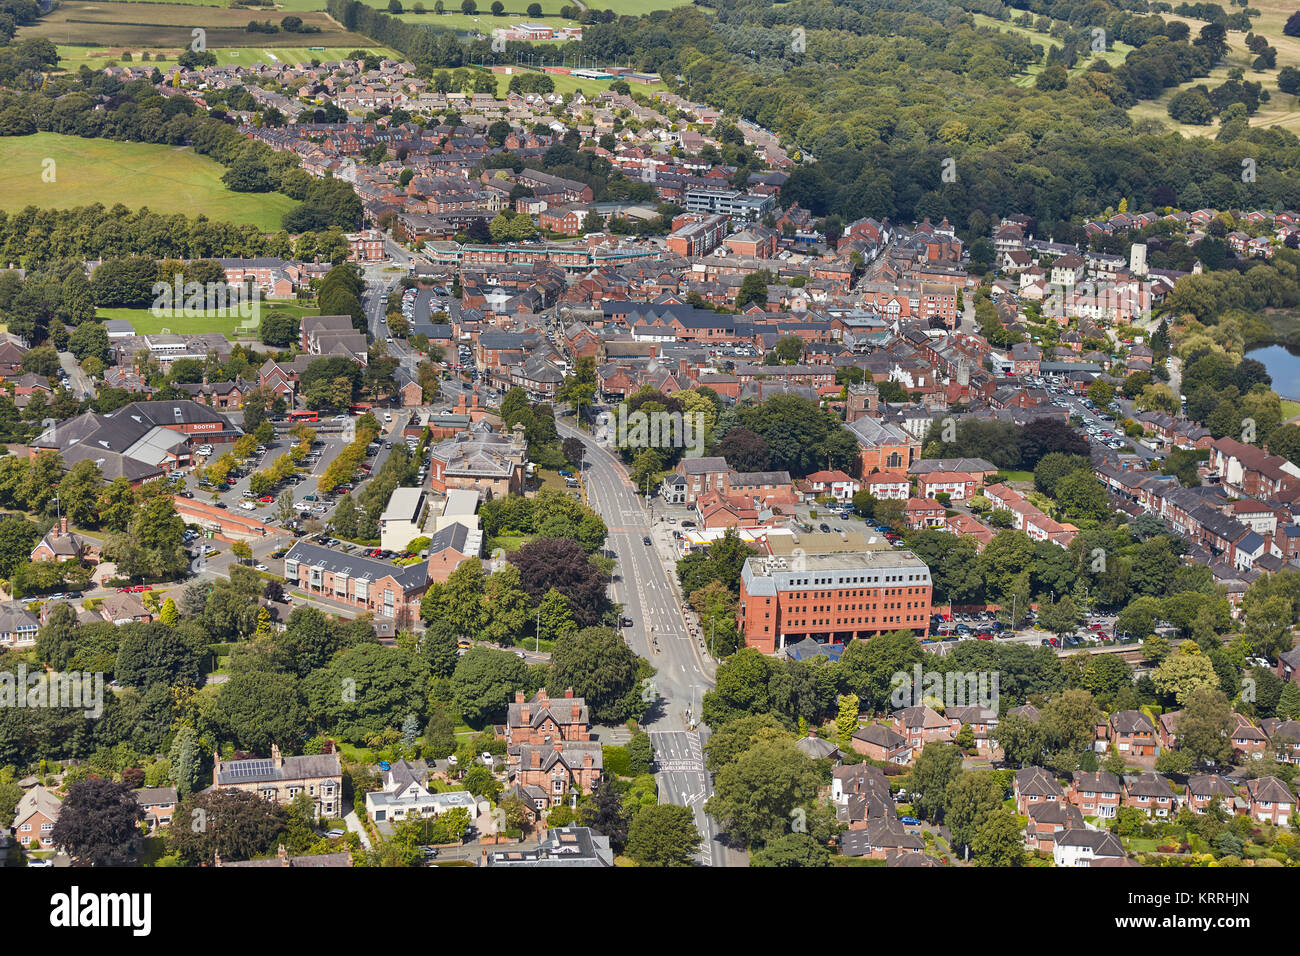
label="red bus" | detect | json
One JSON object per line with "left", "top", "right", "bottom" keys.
{"left": 288, "top": 410, "right": 319, "bottom": 423}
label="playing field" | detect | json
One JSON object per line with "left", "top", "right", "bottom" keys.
{"left": 98, "top": 302, "right": 320, "bottom": 339}
{"left": 490, "top": 68, "right": 666, "bottom": 97}
{"left": 0, "top": 133, "right": 298, "bottom": 231}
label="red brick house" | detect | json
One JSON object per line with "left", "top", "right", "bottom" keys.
{"left": 1185, "top": 774, "right": 1235, "bottom": 815}
{"left": 1068, "top": 770, "right": 1122, "bottom": 820}
{"left": 12, "top": 786, "right": 61, "bottom": 849}
{"left": 892, "top": 705, "right": 953, "bottom": 753}
{"left": 1123, "top": 772, "right": 1176, "bottom": 818}
{"left": 1103, "top": 710, "right": 1159, "bottom": 758}
{"left": 513, "top": 741, "right": 603, "bottom": 806}
{"left": 1026, "top": 801, "right": 1083, "bottom": 851}
{"left": 850, "top": 724, "right": 910, "bottom": 764}
{"left": 1014, "top": 766, "right": 1064, "bottom": 816}
{"left": 505, "top": 688, "right": 590, "bottom": 748}
{"left": 904, "top": 497, "right": 946, "bottom": 530}
{"left": 1246, "top": 776, "right": 1294, "bottom": 825}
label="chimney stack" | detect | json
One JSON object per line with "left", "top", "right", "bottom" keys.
{"left": 271, "top": 743, "right": 283, "bottom": 770}
{"left": 553, "top": 741, "right": 563, "bottom": 754}
{"left": 277, "top": 844, "right": 289, "bottom": 866}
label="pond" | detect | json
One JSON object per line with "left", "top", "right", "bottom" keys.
{"left": 1245, "top": 344, "right": 1300, "bottom": 402}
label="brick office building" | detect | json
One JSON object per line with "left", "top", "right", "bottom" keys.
{"left": 737, "top": 550, "right": 933, "bottom": 654}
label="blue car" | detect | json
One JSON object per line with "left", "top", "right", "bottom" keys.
{"left": 900, "top": 816, "right": 920, "bottom": 826}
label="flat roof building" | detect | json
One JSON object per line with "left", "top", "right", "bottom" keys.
{"left": 738, "top": 550, "right": 932, "bottom": 654}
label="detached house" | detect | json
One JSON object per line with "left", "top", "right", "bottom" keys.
{"left": 1026, "top": 801, "right": 1083, "bottom": 851}
{"left": 1053, "top": 829, "right": 1125, "bottom": 868}
{"left": 851, "top": 724, "right": 910, "bottom": 764}
{"left": 211, "top": 743, "right": 343, "bottom": 819}
{"left": 891, "top": 705, "right": 953, "bottom": 753}
{"left": 1246, "top": 776, "right": 1294, "bottom": 825}
{"left": 12, "top": 786, "right": 61, "bottom": 849}
{"left": 365, "top": 760, "right": 478, "bottom": 826}
{"left": 1014, "top": 766, "right": 1064, "bottom": 815}
{"left": 1068, "top": 770, "right": 1122, "bottom": 819}
{"left": 1103, "top": 710, "right": 1159, "bottom": 758}
{"left": 1185, "top": 774, "right": 1235, "bottom": 814}
{"left": 1123, "top": 772, "right": 1177, "bottom": 818}
{"left": 30, "top": 517, "right": 99, "bottom": 564}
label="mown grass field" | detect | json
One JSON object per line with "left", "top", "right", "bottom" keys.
{"left": 0, "top": 132, "right": 297, "bottom": 230}
{"left": 21, "top": 1, "right": 375, "bottom": 49}
{"left": 490, "top": 67, "right": 666, "bottom": 98}
{"left": 98, "top": 302, "right": 320, "bottom": 338}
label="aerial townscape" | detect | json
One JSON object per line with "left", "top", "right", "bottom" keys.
{"left": 3, "top": 0, "right": 1300, "bottom": 900}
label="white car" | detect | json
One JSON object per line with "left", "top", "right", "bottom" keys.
{"left": 254, "top": 564, "right": 268, "bottom": 571}
{"left": 480, "top": 752, "right": 494, "bottom": 765}
{"left": 239, "top": 502, "right": 256, "bottom": 511}
{"left": 332, "top": 415, "right": 348, "bottom": 422}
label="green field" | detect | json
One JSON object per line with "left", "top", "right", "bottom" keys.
{"left": 1121, "top": 1, "right": 1300, "bottom": 136}
{"left": 969, "top": 13, "right": 1136, "bottom": 90}
{"left": 55, "top": 43, "right": 397, "bottom": 69}
{"left": 21, "top": 1, "right": 375, "bottom": 49}
{"left": 0, "top": 132, "right": 298, "bottom": 231}
{"left": 491, "top": 68, "right": 666, "bottom": 98}
{"left": 98, "top": 302, "right": 320, "bottom": 339}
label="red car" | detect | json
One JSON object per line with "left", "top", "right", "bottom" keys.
{"left": 976, "top": 632, "right": 994, "bottom": 640}
{"left": 116, "top": 587, "right": 132, "bottom": 593}
{"left": 258, "top": 495, "right": 274, "bottom": 502}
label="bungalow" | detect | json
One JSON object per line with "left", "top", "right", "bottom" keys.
{"left": 365, "top": 759, "right": 478, "bottom": 826}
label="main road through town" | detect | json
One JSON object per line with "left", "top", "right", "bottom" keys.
{"left": 558, "top": 419, "right": 745, "bottom": 866}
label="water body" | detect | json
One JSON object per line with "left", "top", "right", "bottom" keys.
{"left": 1245, "top": 344, "right": 1300, "bottom": 402}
